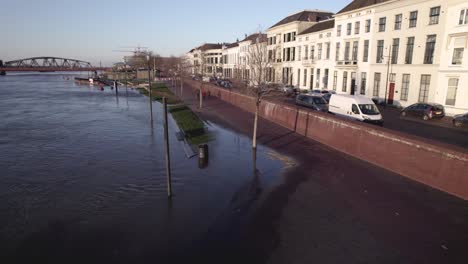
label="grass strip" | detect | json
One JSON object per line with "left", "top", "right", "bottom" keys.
{"left": 168, "top": 105, "right": 213, "bottom": 145}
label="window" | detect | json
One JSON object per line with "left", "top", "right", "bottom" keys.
{"left": 392, "top": 38, "right": 400, "bottom": 64}
{"left": 379, "top": 17, "right": 386, "bottom": 32}
{"left": 373, "top": 73, "right": 381, "bottom": 97}
{"left": 342, "top": 71, "right": 348, "bottom": 92}
{"left": 360, "top": 72, "right": 367, "bottom": 95}
{"left": 324, "top": 69, "right": 329, "bottom": 89}
{"left": 333, "top": 71, "right": 338, "bottom": 91}
{"left": 395, "top": 14, "right": 402, "bottom": 30}
{"left": 446, "top": 78, "right": 459, "bottom": 105}
{"left": 337, "top": 25, "right": 342, "bottom": 36}
{"left": 311, "top": 45, "right": 315, "bottom": 59}
{"left": 318, "top": 43, "right": 322, "bottom": 60}
{"left": 418, "top": 75, "right": 431, "bottom": 103}
{"left": 452, "top": 48, "right": 464, "bottom": 65}
{"left": 390, "top": 73, "right": 396, "bottom": 83}
{"left": 297, "top": 69, "right": 301, "bottom": 86}
{"left": 355, "top": 21, "right": 360, "bottom": 34}
{"left": 347, "top": 23, "right": 352, "bottom": 35}
{"left": 352, "top": 104, "right": 360, "bottom": 114}
{"left": 345, "top": 42, "right": 351, "bottom": 61}
{"left": 326, "top": 42, "right": 331, "bottom": 60}
{"left": 316, "top": 69, "right": 321, "bottom": 88}
{"left": 352, "top": 41, "right": 359, "bottom": 61}
{"left": 429, "top": 6, "right": 441, "bottom": 25}
{"left": 363, "top": 40, "right": 369, "bottom": 62}
{"left": 405, "top": 37, "right": 415, "bottom": 64}
{"left": 460, "top": 9, "right": 468, "bottom": 25}
{"left": 304, "top": 69, "right": 308, "bottom": 86}
{"left": 336, "top": 42, "right": 341, "bottom": 61}
{"left": 298, "top": 46, "right": 302, "bottom": 61}
{"left": 424, "top": 35, "right": 436, "bottom": 64}
{"left": 409, "top": 11, "right": 418, "bottom": 28}
{"left": 365, "top": 19, "right": 371, "bottom": 33}
{"left": 304, "top": 45, "right": 309, "bottom": 60}
{"left": 401, "top": 74, "right": 410, "bottom": 101}
{"left": 376, "top": 40, "right": 384, "bottom": 63}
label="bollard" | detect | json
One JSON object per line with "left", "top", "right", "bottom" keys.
{"left": 198, "top": 144, "right": 209, "bottom": 169}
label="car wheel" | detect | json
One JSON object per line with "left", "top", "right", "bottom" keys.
{"left": 401, "top": 111, "right": 407, "bottom": 117}
{"left": 453, "top": 121, "right": 463, "bottom": 128}
{"left": 423, "top": 114, "right": 430, "bottom": 121}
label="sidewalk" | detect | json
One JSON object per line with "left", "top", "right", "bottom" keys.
{"left": 169, "top": 80, "right": 468, "bottom": 264}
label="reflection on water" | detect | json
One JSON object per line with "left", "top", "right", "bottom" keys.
{"left": 0, "top": 73, "right": 286, "bottom": 262}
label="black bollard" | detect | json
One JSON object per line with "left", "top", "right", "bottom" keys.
{"left": 198, "top": 144, "right": 209, "bottom": 169}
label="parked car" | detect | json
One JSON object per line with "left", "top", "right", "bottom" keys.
{"left": 329, "top": 94, "right": 383, "bottom": 125}
{"left": 452, "top": 113, "right": 468, "bottom": 128}
{"left": 400, "top": 103, "right": 445, "bottom": 121}
{"left": 280, "top": 85, "right": 297, "bottom": 94}
{"left": 310, "top": 89, "right": 335, "bottom": 94}
{"left": 317, "top": 91, "right": 336, "bottom": 102}
{"left": 295, "top": 94, "right": 328, "bottom": 112}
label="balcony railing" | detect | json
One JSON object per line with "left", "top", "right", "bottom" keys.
{"left": 336, "top": 60, "right": 358, "bottom": 67}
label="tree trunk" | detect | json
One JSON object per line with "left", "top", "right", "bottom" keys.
{"left": 180, "top": 78, "right": 183, "bottom": 96}
{"left": 199, "top": 83, "right": 203, "bottom": 109}
{"left": 252, "top": 101, "right": 259, "bottom": 150}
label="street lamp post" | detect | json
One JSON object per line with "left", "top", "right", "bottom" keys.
{"left": 147, "top": 55, "right": 154, "bottom": 124}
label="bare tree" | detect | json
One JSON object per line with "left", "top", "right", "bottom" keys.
{"left": 196, "top": 51, "right": 207, "bottom": 109}
{"left": 244, "top": 30, "right": 274, "bottom": 151}
{"left": 176, "top": 56, "right": 193, "bottom": 95}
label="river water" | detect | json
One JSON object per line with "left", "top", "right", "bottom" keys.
{"left": 0, "top": 73, "right": 286, "bottom": 263}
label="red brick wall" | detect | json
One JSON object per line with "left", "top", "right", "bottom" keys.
{"left": 186, "top": 80, "right": 468, "bottom": 200}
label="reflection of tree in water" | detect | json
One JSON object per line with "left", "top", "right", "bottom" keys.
{"left": 228, "top": 150, "right": 263, "bottom": 214}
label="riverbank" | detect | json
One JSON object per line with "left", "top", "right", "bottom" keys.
{"left": 169, "top": 80, "right": 468, "bottom": 264}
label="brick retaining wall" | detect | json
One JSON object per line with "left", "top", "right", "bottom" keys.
{"left": 188, "top": 80, "right": 468, "bottom": 200}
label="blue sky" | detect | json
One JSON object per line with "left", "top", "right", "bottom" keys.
{"left": 1, "top": 0, "right": 350, "bottom": 66}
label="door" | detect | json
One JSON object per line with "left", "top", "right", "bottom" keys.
{"left": 388, "top": 83, "right": 395, "bottom": 105}
{"left": 351, "top": 79, "right": 356, "bottom": 95}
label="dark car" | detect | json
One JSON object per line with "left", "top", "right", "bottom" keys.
{"left": 452, "top": 113, "right": 468, "bottom": 128}
{"left": 295, "top": 94, "right": 328, "bottom": 112}
{"left": 400, "top": 103, "right": 445, "bottom": 121}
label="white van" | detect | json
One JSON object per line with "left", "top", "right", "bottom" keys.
{"left": 329, "top": 94, "right": 383, "bottom": 125}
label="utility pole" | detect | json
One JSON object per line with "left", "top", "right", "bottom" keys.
{"left": 384, "top": 45, "right": 392, "bottom": 108}
{"left": 147, "top": 54, "right": 154, "bottom": 124}
{"left": 162, "top": 97, "right": 172, "bottom": 198}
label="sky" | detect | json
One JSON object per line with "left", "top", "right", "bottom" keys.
{"left": 0, "top": 0, "right": 350, "bottom": 66}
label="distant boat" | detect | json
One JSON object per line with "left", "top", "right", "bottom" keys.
{"left": 74, "top": 77, "right": 111, "bottom": 86}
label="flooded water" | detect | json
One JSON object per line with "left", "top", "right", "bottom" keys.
{"left": 0, "top": 73, "right": 286, "bottom": 263}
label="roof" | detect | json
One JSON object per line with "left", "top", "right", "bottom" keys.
{"left": 299, "top": 19, "right": 335, "bottom": 35}
{"left": 226, "top": 42, "right": 239, "bottom": 49}
{"left": 337, "top": 0, "right": 391, "bottom": 14}
{"left": 270, "top": 10, "right": 334, "bottom": 29}
{"left": 241, "top": 33, "right": 267, "bottom": 43}
{"left": 196, "top": 43, "right": 223, "bottom": 51}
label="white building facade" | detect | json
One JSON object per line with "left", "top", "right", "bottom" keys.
{"left": 187, "top": 0, "right": 468, "bottom": 115}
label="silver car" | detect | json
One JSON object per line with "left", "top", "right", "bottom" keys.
{"left": 295, "top": 94, "right": 329, "bottom": 112}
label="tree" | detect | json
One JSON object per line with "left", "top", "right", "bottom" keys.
{"left": 244, "top": 30, "right": 274, "bottom": 151}
{"left": 196, "top": 51, "right": 207, "bottom": 109}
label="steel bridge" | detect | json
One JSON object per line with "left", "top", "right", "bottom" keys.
{"left": 0, "top": 57, "right": 109, "bottom": 74}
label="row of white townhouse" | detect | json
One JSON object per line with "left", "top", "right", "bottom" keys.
{"left": 187, "top": 0, "right": 468, "bottom": 115}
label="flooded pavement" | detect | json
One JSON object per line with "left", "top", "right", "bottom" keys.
{"left": 0, "top": 74, "right": 287, "bottom": 263}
